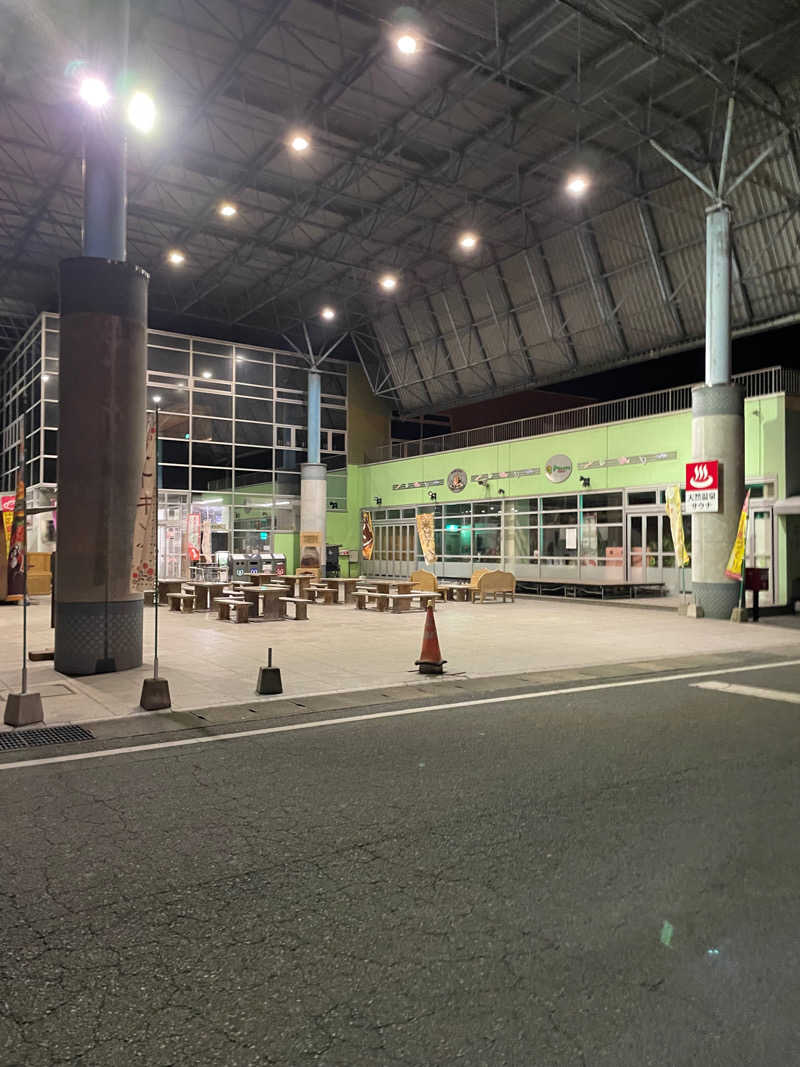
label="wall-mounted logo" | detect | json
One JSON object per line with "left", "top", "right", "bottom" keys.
{"left": 685, "top": 459, "right": 719, "bottom": 513}
{"left": 447, "top": 468, "right": 468, "bottom": 493}
{"left": 544, "top": 454, "right": 572, "bottom": 483}
{"left": 687, "top": 461, "right": 716, "bottom": 490}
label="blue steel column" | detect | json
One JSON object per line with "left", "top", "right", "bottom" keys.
{"left": 307, "top": 370, "right": 321, "bottom": 464}
{"left": 55, "top": 0, "right": 149, "bottom": 674}
{"left": 82, "top": 0, "right": 128, "bottom": 261}
{"left": 691, "top": 204, "right": 744, "bottom": 619}
{"left": 300, "top": 368, "right": 326, "bottom": 576}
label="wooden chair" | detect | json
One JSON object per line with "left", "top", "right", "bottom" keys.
{"left": 410, "top": 569, "right": 438, "bottom": 593}
{"left": 474, "top": 570, "right": 516, "bottom": 603}
{"left": 466, "top": 568, "right": 489, "bottom": 602}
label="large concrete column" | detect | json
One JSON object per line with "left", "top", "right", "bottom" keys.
{"left": 55, "top": 259, "right": 148, "bottom": 674}
{"left": 307, "top": 370, "right": 321, "bottom": 465}
{"left": 691, "top": 204, "right": 744, "bottom": 619}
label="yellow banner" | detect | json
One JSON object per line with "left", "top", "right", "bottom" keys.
{"left": 361, "top": 511, "right": 374, "bottom": 560}
{"left": 416, "top": 512, "right": 436, "bottom": 564}
{"left": 725, "top": 489, "right": 750, "bottom": 580}
{"left": 664, "top": 485, "right": 690, "bottom": 567}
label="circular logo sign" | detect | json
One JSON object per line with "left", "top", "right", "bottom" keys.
{"left": 447, "top": 468, "right": 468, "bottom": 493}
{"left": 544, "top": 454, "right": 572, "bottom": 483}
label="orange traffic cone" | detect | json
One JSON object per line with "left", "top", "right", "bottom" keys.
{"left": 415, "top": 603, "right": 447, "bottom": 674}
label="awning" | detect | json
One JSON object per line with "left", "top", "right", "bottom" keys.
{"left": 774, "top": 497, "right": 800, "bottom": 515}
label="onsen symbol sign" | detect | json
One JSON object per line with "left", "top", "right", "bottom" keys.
{"left": 685, "top": 460, "right": 719, "bottom": 512}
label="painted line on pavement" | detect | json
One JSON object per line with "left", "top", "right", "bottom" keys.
{"left": 692, "top": 680, "right": 800, "bottom": 704}
{"left": 2, "top": 657, "right": 800, "bottom": 773}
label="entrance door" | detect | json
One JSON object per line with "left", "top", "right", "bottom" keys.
{"left": 746, "top": 508, "right": 773, "bottom": 606}
{"left": 627, "top": 514, "right": 663, "bottom": 585}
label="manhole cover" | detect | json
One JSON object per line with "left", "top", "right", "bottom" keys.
{"left": 0, "top": 724, "right": 95, "bottom": 751}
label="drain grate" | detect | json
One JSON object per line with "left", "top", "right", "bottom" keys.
{"left": 0, "top": 724, "right": 95, "bottom": 751}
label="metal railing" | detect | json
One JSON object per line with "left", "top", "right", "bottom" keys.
{"left": 366, "top": 366, "right": 798, "bottom": 464}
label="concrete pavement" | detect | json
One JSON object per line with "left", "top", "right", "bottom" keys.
{"left": 2, "top": 653, "right": 800, "bottom": 1065}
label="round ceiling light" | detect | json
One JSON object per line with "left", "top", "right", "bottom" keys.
{"left": 218, "top": 202, "right": 237, "bottom": 218}
{"left": 290, "top": 133, "right": 310, "bottom": 153}
{"left": 167, "top": 249, "right": 185, "bottom": 265}
{"left": 79, "top": 76, "right": 110, "bottom": 109}
{"left": 321, "top": 306, "right": 336, "bottom": 321}
{"left": 459, "top": 231, "right": 478, "bottom": 251}
{"left": 379, "top": 273, "right": 398, "bottom": 291}
{"left": 396, "top": 34, "right": 418, "bottom": 55}
{"left": 566, "top": 173, "right": 590, "bottom": 196}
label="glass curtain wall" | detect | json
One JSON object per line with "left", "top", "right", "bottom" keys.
{"left": 1, "top": 314, "right": 348, "bottom": 576}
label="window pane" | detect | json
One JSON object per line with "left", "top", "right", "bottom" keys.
{"left": 159, "top": 413, "right": 190, "bottom": 438}
{"left": 192, "top": 417, "right": 232, "bottom": 442}
{"left": 474, "top": 528, "right": 501, "bottom": 558}
{"left": 275, "top": 449, "right": 306, "bottom": 470}
{"left": 234, "top": 470, "right": 272, "bottom": 489}
{"left": 474, "top": 502, "right": 502, "bottom": 517}
{"left": 148, "top": 347, "right": 189, "bottom": 375}
{"left": 276, "top": 401, "right": 307, "bottom": 424}
{"left": 235, "top": 359, "right": 273, "bottom": 387}
{"left": 192, "top": 442, "right": 232, "bottom": 467}
{"left": 191, "top": 467, "right": 232, "bottom": 491}
{"left": 236, "top": 396, "right": 273, "bottom": 423}
{"left": 514, "top": 528, "right": 539, "bottom": 557}
{"left": 542, "top": 510, "right": 577, "bottom": 526}
{"left": 235, "top": 445, "right": 273, "bottom": 470}
{"left": 582, "top": 492, "right": 622, "bottom": 508}
{"left": 160, "top": 440, "right": 188, "bottom": 464}
{"left": 161, "top": 465, "right": 189, "bottom": 490}
{"left": 192, "top": 392, "right": 232, "bottom": 418}
{"left": 321, "top": 406, "right": 346, "bottom": 430}
{"left": 193, "top": 352, "right": 233, "bottom": 381}
{"left": 628, "top": 490, "right": 657, "bottom": 506}
{"left": 321, "top": 373, "right": 346, "bottom": 396}
{"left": 541, "top": 526, "right": 577, "bottom": 557}
{"left": 235, "top": 421, "right": 272, "bottom": 446}
{"left": 149, "top": 385, "right": 188, "bottom": 413}
{"left": 275, "top": 366, "right": 308, "bottom": 391}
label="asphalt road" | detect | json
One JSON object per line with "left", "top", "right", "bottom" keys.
{"left": 2, "top": 656, "right": 800, "bottom": 1066}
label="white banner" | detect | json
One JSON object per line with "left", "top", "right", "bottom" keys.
{"left": 130, "top": 414, "right": 157, "bottom": 593}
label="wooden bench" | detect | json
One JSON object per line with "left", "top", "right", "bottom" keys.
{"left": 167, "top": 592, "right": 195, "bottom": 613}
{"left": 473, "top": 570, "right": 516, "bottom": 603}
{"left": 356, "top": 591, "right": 389, "bottom": 612}
{"left": 308, "top": 585, "right": 337, "bottom": 605}
{"left": 213, "top": 597, "right": 251, "bottom": 623}
{"left": 279, "top": 596, "right": 310, "bottom": 620}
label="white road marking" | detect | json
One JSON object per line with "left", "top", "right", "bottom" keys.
{"left": 2, "top": 657, "right": 800, "bottom": 773}
{"left": 692, "top": 680, "right": 800, "bottom": 704}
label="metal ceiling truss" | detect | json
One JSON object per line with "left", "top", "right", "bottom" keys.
{"left": 1, "top": 0, "right": 799, "bottom": 412}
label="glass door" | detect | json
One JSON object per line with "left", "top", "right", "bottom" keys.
{"left": 628, "top": 513, "right": 663, "bottom": 584}
{"left": 746, "top": 508, "right": 773, "bottom": 606}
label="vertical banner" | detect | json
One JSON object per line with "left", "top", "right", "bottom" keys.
{"left": 664, "top": 485, "right": 690, "bottom": 567}
{"left": 1, "top": 494, "right": 13, "bottom": 551}
{"left": 186, "top": 511, "right": 201, "bottom": 563}
{"left": 725, "top": 489, "right": 751, "bottom": 580}
{"left": 416, "top": 512, "right": 436, "bottom": 564}
{"left": 361, "top": 511, "right": 374, "bottom": 560}
{"left": 130, "top": 413, "right": 157, "bottom": 592}
{"left": 6, "top": 473, "right": 26, "bottom": 601}
{"left": 0, "top": 494, "right": 7, "bottom": 602}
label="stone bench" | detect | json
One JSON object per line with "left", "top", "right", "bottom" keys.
{"left": 389, "top": 592, "right": 441, "bottom": 613}
{"left": 167, "top": 592, "right": 195, "bottom": 613}
{"left": 214, "top": 597, "right": 251, "bottom": 623}
{"left": 279, "top": 596, "right": 310, "bottom": 621}
{"left": 308, "top": 585, "right": 337, "bottom": 605}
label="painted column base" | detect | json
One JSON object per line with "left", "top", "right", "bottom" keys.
{"left": 55, "top": 601, "right": 143, "bottom": 676}
{"left": 692, "top": 581, "right": 741, "bottom": 621}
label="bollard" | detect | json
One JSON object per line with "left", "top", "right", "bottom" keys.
{"left": 256, "top": 647, "right": 283, "bottom": 695}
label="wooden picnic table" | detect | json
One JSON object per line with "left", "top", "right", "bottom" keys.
{"left": 322, "top": 577, "right": 362, "bottom": 603}
{"left": 183, "top": 580, "right": 227, "bottom": 610}
{"left": 438, "top": 583, "right": 470, "bottom": 602}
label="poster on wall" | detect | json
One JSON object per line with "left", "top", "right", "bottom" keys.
{"left": 416, "top": 512, "right": 436, "bottom": 564}
{"left": 361, "top": 511, "right": 374, "bottom": 560}
{"left": 0, "top": 497, "right": 7, "bottom": 601}
{"left": 130, "top": 413, "right": 157, "bottom": 593}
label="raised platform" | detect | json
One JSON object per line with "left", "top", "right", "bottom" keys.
{"left": 518, "top": 579, "right": 666, "bottom": 600}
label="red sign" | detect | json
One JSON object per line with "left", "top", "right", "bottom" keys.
{"left": 685, "top": 460, "right": 720, "bottom": 514}
{"left": 685, "top": 460, "right": 719, "bottom": 491}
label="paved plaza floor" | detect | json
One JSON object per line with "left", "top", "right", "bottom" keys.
{"left": 0, "top": 594, "right": 797, "bottom": 726}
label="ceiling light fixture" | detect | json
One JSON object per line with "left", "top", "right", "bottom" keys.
{"left": 396, "top": 33, "right": 418, "bottom": 55}
{"left": 566, "top": 173, "right": 589, "bottom": 197}
{"left": 290, "top": 133, "right": 310, "bottom": 153}
{"left": 79, "top": 76, "right": 110, "bottom": 109}
{"left": 127, "top": 91, "right": 156, "bottom": 132}
{"left": 42, "top": 374, "right": 50, "bottom": 382}
{"left": 167, "top": 249, "right": 185, "bottom": 265}
{"left": 379, "top": 273, "right": 398, "bottom": 292}
{"left": 218, "top": 201, "right": 237, "bottom": 218}
{"left": 152, "top": 394, "right": 162, "bottom": 404}
{"left": 201, "top": 370, "right": 212, "bottom": 379}
{"left": 321, "top": 306, "right": 336, "bottom": 321}
{"left": 459, "top": 231, "right": 478, "bottom": 251}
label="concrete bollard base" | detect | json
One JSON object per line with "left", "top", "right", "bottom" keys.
{"left": 140, "top": 677, "right": 171, "bottom": 711}
{"left": 256, "top": 667, "right": 283, "bottom": 695}
{"left": 687, "top": 603, "right": 705, "bottom": 618}
{"left": 4, "top": 692, "right": 45, "bottom": 727}
{"left": 730, "top": 606, "right": 748, "bottom": 623}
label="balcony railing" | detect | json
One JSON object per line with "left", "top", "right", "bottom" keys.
{"left": 366, "top": 366, "right": 799, "bottom": 464}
